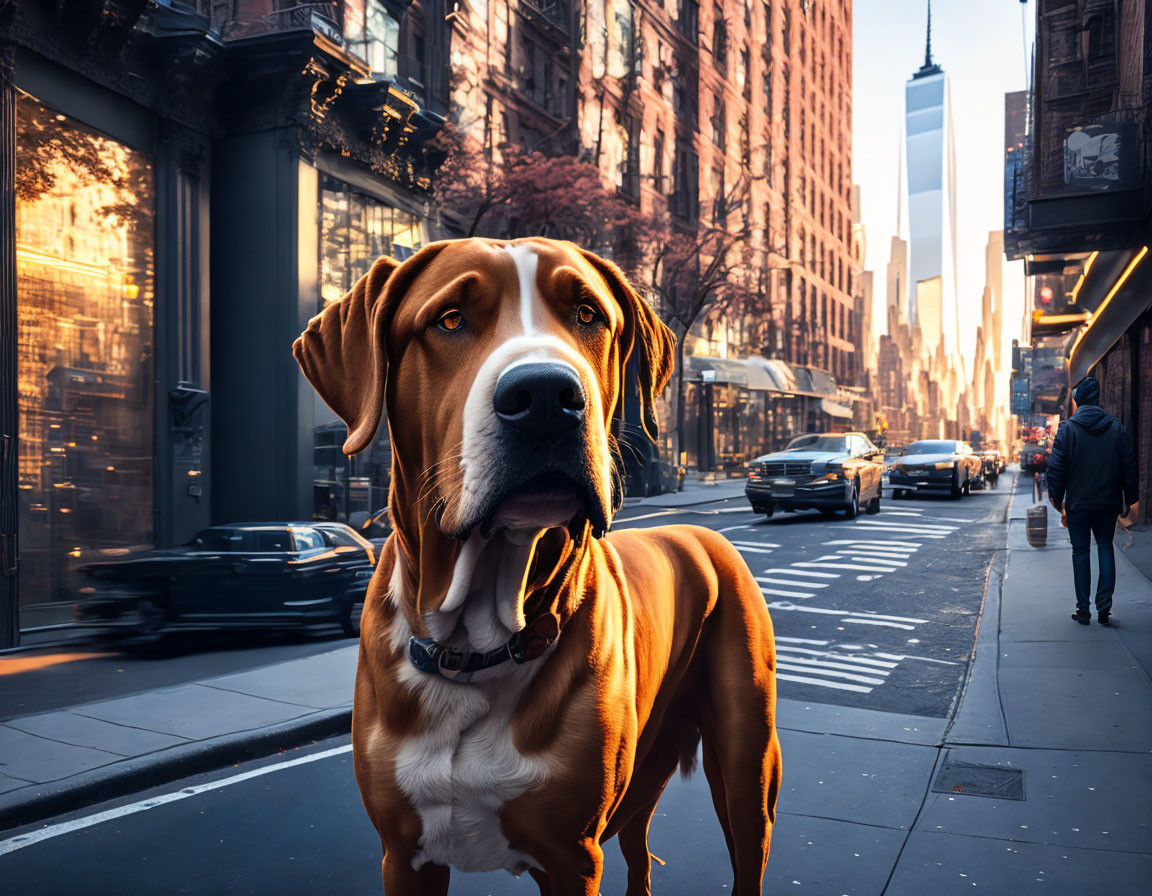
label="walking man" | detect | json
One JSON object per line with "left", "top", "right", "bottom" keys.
{"left": 1047, "top": 377, "right": 1139, "bottom": 626}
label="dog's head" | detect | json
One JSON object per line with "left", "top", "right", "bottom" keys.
{"left": 294, "top": 238, "right": 673, "bottom": 633}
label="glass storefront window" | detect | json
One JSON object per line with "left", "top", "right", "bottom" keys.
{"left": 15, "top": 93, "right": 155, "bottom": 629}
{"left": 315, "top": 176, "right": 425, "bottom": 524}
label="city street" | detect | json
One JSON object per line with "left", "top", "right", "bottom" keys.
{"left": 0, "top": 481, "right": 1018, "bottom": 895}
{"left": 616, "top": 482, "right": 1009, "bottom": 718}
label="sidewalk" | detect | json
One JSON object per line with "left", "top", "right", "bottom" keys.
{"left": 0, "top": 646, "right": 357, "bottom": 829}
{"left": 744, "top": 472, "right": 1152, "bottom": 894}
{"left": 624, "top": 474, "right": 748, "bottom": 508}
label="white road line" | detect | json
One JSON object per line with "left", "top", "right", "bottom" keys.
{"left": 879, "top": 511, "right": 926, "bottom": 517}
{"left": 762, "top": 568, "right": 840, "bottom": 579}
{"left": 776, "top": 655, "right": 892, "bottom": 678}
{"left": 845, "top": 556, "right": 908, "bottom": 567}
{"left": 775, "top": 636, "right": 830, "bottom": 645}
{"left": 757, "top": 577, "right": 829, "bottom": 588}
{"left": 760, "top": 588, "right": 816, "bottom": 599}
{"left": 717, "top": 524, "right": 749, "bottom": 533}
{"left": 824, "top": 540, "right": 923, "bottom": 549}
{"left": 776, "top": 663, "right": 886, "bottom": 686}
{"left": 617, "top": 510, "right": 679, "bottom": 523}
{"left": 874, "top": 652, "right": 961, "bottom": 666}
{"left": 0, "top": 744, "right": 354, "bottom": 857}
{"left": 776, "top": 673, "right": 872, "bottom": 693}
{"left": 766, "top": 602, "right": 926, "bottom": 624}
{"left": 776, "top": 647, "right": 898, "bottom": 668}
{"left": 842, "top": 618, "right": 916, "bottom": 630}
{"left": 858, "top": 520, "right": 956, "bottom": 532}
{"left": 734, "top": 546, "right": 776, "bottom": 555}
{"left": 794, "top": 561, "right": 895, "bottom": 573}
{"left": 729, "top": 541, "right": 781, "bottom": 549}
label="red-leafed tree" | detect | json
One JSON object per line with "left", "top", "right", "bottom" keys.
{"left": 433, "top": 129, "right": 768, "bottom": 486}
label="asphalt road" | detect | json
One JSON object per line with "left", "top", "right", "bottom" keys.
{"left": 0, "top": 479, "right": 1014, "bottom": 895}
{"left": 0, "top": 734, "right": 890, "bottom": 896}
{"left": 614, "top": 478, "right": 1011, "bottom": 718}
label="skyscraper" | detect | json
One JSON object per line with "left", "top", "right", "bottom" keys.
{"left": 904, "top": 1, "right": 959, "bottom": 369}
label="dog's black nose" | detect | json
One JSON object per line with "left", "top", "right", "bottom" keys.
{"left": 494, "top": 362, "right": 586, "bottom": 442}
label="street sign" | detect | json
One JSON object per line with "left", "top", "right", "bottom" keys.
{"left": 701, "top": 370, "right": 717, "bottom": 383}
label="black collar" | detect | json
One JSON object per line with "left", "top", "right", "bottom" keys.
{"left": 408, "top": 613, "right": 559, "bottom": 683}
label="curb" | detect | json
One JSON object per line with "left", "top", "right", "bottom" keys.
{"left": 0, "top": 707, "right": 352, "bottom": 833}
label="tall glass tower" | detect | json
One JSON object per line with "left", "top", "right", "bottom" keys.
{"left": 905, "top": 1, "right": 958, "bottom": 366}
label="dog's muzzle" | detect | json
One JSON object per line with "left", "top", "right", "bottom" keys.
{"left": 493, "top": 362, "right": 585, "bottom": 444}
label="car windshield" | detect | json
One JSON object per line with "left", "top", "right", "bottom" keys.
{"left": 904, "top": 441, "right": 958, "bottom": 456}
{"left": 785, "top": 435, "right": 848, "bottom": 452}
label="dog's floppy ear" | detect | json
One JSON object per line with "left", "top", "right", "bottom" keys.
{"left": 578, "top": 250, "right": 676, "bottom": 442}
{"left": 294, "top": 256, "right": 399, "bottom": 456}
{"left": 294, "top": 243, "right": 449, "bottom": 455}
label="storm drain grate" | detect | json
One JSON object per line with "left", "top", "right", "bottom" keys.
{"left": 931, "top": 756, "right": 1025, "bottom": 801}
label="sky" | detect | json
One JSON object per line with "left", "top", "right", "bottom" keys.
{"left": 852, "top": 0, "right": 1034, "bottom": 370}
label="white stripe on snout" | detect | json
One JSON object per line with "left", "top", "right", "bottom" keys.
{"left": 505, "top": 244, "right": 540, "bottom": 335}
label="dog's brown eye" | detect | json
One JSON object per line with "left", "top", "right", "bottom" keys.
{"left": 577, "top": 304, "right": 598, "bottom": 325}
{"left": 438, "top": 309, "right": 463, "bottom": 331}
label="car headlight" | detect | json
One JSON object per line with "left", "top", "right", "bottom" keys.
{"left": 815, "top": 461, "right": 845, "bottom": 479}
{"left": 935, "top": 461, "right": 954, "bottom": 470}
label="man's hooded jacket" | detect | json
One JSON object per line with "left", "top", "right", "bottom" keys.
{"left": 1047, "top": 403, "right": 1139, "bottom": 515}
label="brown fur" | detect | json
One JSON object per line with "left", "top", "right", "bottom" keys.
{"left": 294, "top": 238, "right": 781, "bottom": 895}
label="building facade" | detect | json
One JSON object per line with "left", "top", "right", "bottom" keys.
{"left": 0, "top": 0, "right": 446, "bottom": 647}
{"left": 1004, "top": 0, "right": 1151, "bottom": 524}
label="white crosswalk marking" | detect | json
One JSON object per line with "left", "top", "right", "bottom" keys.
{"left": 756, "top": 576, "right": 829, "bottom": 588}
{"left": 762, "top": 568, "right": 840, "bottom": 578}
{"left": 730, "top": 541, "right": 781, "bottom": 549}
{"left": 777, "top": 654, "right": 892, "bottom": 677}
{"left": 733, "top": 545, "right": 777, "bottom": 554}
{"left": 776, "top": 663, "right": 886, "bottom": 686}
{"left": 760, "top": 587, "right": 816, "bottom": 598}
{"left": 795, "top": 560, "right": 895, "bottom": 572}
{"left": 841, "top": 618, "right": 917, "bottom": 630}
{"left": 824, "top": 540, "right": 923, "bottom": 549}
{"left": 775, "top": 673, "right": 873, "bottom": 693}
{"left": 846, "top": 556, "right": 907, "bottom": 567}
{"left": 777, "top": 646, "right": 897, "bottom": 668}
{"left": 857, "top": 520, "right": 955, "bottom": 532}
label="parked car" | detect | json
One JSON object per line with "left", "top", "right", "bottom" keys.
{"left": 74, "top": 522, "right": 375, "bottom": 639}
{"left": 889, "top": 440, "right": 983, "bottom": 499}
{"left": 745, "top": 432, "right": 885, "bottom": 518}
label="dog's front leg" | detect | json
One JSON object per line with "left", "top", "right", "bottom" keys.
{"left": 529, "top": 839, "right": 604, "bottom": 896}
{"left": 381, "top": 851, "right": 449, "bottom": 896}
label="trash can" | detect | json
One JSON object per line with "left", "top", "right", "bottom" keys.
{"left": 1026, "top": 504, "right": 1048, "bottom": 548}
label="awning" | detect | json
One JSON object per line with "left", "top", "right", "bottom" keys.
{"left": 821, "top": 398, "right": 853, "bottom": 419}
{"left": 1068, "top": 246, "right": 1151, "bottom": 383}
{"left": 685, "top": 356, "right": 778, "bottom": 390}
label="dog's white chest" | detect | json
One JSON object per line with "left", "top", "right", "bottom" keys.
{"left": 394, "top": 669, "right": 550, "bottom": 875}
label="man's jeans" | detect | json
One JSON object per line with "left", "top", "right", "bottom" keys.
{"left": 1066, "top": 509, "right": 1117, "bottom": 616}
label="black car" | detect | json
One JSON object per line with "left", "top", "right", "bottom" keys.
{"left": 746, "top": 432, "right": 885, "bottom": 518}
{"left": 889, "top": 440, "right": 983, "bottom": 499}
{"left": 74, "top": 523, "right": 376, "bottom": 639}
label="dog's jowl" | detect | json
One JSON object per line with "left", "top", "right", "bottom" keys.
{"left": 294, "top": 237, "right": 782, "bottom": 895}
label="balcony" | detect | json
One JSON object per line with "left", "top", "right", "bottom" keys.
{"left": 519, "top": 0, "right": 570, "bottom": 32}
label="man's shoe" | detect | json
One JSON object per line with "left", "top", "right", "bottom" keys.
{"left": 1072, "top": 612, "right": 1091, "bottom": 625}
{"left": 1099, "top": 613, "right": 1111, "bottom": 626}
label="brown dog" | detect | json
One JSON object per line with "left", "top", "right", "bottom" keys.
{"left": 294, "top": 238, "right": 781, "bottom": 895}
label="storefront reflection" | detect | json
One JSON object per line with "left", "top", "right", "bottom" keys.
{"left": 15, "top": 93, "right": 154, "bottom": 631}
{"left": 314, "top": 176, "right": 426, "bottom": 525}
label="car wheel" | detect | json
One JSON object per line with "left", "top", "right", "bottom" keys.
{"left": 844, "top": 481, "right": 860, "bottom": 519}
{"left": 340, "top": 595, "right": 365, "bottom": 637}
{"left": 950, "top": 468, "right": 963, "bottom": 499}
{"left": 866, "top": 491, "right": 881, "bottom": 515}
{"left": 761, "top": 501, "right": 775, "bottom": 518}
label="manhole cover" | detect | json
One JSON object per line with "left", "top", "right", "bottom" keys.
{"left": 932, "top": 756, "right": 1025, "bottom": 801}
